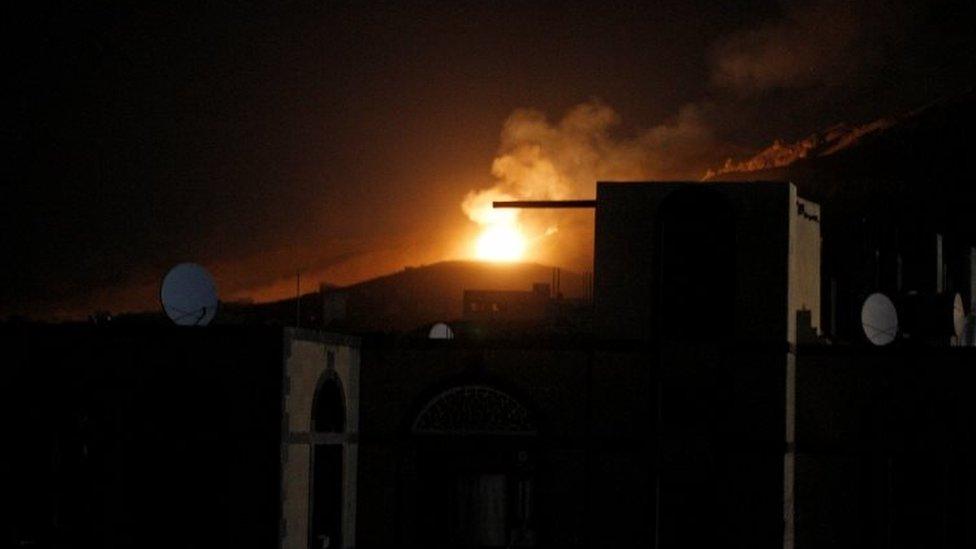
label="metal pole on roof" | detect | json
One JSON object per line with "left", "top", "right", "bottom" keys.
{"left": 493, "top": 200, "right": 596, "bottom": 209}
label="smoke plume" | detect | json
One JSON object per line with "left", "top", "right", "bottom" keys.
{"left": 462, "top": 101, "right": 721, "bottom": 268}
{"left": 460, "top": 1, "right": 927, "bottom": 271}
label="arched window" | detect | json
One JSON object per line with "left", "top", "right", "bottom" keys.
{"left": 310, "top": 369, "right": 346, "bottom": 549}
{"left": 413, "top": 385, "right": 536, "bottom": 436}
{"left": 312, "top": 374, "right": 345, "bottom": 433}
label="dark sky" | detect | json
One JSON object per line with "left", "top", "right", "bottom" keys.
{"left": 3, "top": 1, "right": 974, "bottom": 318}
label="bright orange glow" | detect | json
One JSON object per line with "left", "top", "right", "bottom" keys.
{"left": 463, "top": 188, "right": 528, "bottom": 262}
{"left": 474, "top": 224, "right": 527, "bottom": 262}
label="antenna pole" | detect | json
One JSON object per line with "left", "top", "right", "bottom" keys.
{"left": 296, "top": 271, "right": 301, "bottom": 329}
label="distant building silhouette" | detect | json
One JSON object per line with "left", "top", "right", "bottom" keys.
{"left": 463, "top": 284, "right": 551, "bottom": 322}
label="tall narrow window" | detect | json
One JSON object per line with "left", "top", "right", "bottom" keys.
{"left": 310, "top": 372, "right": 345, "bottom": 549}
{"left": 312, "top": 375, "right": 345, "bottom": 434}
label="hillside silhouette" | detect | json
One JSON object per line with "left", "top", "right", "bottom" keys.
{"left": 216, "top": 260, "right": 586, "bottom": 332}
{"left": 707, "top": 89, "right": 976, "bottom": 243}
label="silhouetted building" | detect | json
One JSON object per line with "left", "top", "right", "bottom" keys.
{"left": 463, "top": 284, "right": 551, "bottom": 322}
{"left": 7, "top": 181, "right": 976, "bottom": 549}
{"left": 349, "top": 181, "right": 976, "bottom": 549}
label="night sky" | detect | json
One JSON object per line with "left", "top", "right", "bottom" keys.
{"left": 3, "top": 1, "right": 974, "bottom": 318}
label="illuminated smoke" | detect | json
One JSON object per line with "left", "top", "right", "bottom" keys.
{"left": 705, "top": 115, "right": 899, "bottom": 178}
{"left": 462, "top": 188, "right": 518, "bottom": 226}
{"left": 462, "top": 100, "right": 718, "bottom": 265}
{"left": 460, "top": 0, "right": 915, "bottom": 266}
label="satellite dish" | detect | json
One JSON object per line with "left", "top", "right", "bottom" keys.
{"left": 160, "top": 263, "right": 219, "bottom": 326}
{"left": 428, "top": 322, "right": 454, "bottom": 340}
{"left": 861, "top": 292, "right": 897, "bottom": 346}
{"left": 953, "top": 293, "right": 966, "bottom": 338}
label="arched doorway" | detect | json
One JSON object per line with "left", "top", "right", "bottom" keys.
{"left": 411, "top": 385, "right": 539, "bottom": 548}
{"left": 310, "top": 371, "right": 346, "bottom": 549}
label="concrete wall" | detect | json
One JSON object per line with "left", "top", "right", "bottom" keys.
{"left": 789, "top": 193, "right": 823, "bottom": 342}
{"left": 355, "top": 337, "right": 798, "bottom": 549}
{"left": 593, "top": 181, "right": 793, "bottom": 343}
{"left": 794, "top": 347, "right": 976, "bottom": 548}
{"left": 591, "top": 181, "right": 809, "bottom": 548}
{"left": 356, "top": 341, "right": 654, "bottom": 549}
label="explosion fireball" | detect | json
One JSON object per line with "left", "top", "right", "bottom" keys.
{"left": 474, "top": 223, "right": 527, "bottom": 262}
{"left": 463, "top": 189, "right": 528, "bottom": 262}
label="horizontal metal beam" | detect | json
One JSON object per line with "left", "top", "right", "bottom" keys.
{"left": 493, "top": 200, "right": 597, "bottom": 209}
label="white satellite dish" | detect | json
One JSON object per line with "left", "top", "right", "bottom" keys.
{"left": 160, "top": 263, "right": 219, "bottom": 326}
{"left": 952, "top": 293, "right": 966, "bottom": 338}
{"left": 428, "top": 322, "right": 454, "bottom": 340}
{"left": 861, "top": 292, "right": 898, "bottom": 346}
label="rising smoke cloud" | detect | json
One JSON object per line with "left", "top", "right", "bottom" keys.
{"left": 462, "top": 101, "right": 722, "bottom": 267}
{"left": 464, "top": 0, "right": 914, "bottom": 212}
{"left": 485, "top": 101, "right": 715, "bottom": 200}
{"left": 459, "top": 0, "right": 930, "bottom": 270}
